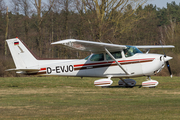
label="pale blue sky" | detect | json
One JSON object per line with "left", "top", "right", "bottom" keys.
{"left": 146, "top": 0, "right": 180, "bottom": 8}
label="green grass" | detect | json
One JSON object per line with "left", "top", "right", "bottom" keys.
{"left": 0, "top": 76, "right": 180, "bottom": 119}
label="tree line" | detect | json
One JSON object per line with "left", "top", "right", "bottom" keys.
{"left": 0, "top": 0, "right": 180, "bottom": 76}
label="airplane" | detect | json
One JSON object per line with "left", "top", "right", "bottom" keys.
{"left": 6, "top": 37, "right": 174, "bottom": 88}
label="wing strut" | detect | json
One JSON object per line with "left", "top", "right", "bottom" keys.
{"left": 105, "top": 48, "right": 129, "bottom": 75}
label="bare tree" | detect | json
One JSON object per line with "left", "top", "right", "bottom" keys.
{"left": 0, "top": 0, "right": 8, "bottom": 56}
{"left": 5, "top": 7, "right": 9, "bottom": 56}
{"left": 19, "top": 0, "right": 31, "bottom": 41}
{"left": 79, "top": 0, "right": 147, "bottom": 42}
{"left": 33, "top": 0, "right": 55, "bottom": 57}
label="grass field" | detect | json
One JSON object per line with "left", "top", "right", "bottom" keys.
{"left": 0, "top": 76, "right": 180, "bottom": 119}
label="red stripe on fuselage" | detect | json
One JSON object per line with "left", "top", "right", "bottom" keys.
{"left": 74, "top": 58, "right": 155, "bottom": 68}
{"left": 40, "top": 68, "right": 46, "bottom": 71}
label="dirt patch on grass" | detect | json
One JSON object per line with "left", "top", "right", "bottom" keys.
{"left": 0, "top": 87, "right": 104, "bottom": 95}
{"left": 0, "top": 88, "right": 70, "bottom": 95}
{"left": 167, "top": 92, "right": 180, "bottom": 95}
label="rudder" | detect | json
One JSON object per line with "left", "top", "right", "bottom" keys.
{"left": 6, "top": 38, "right": 38, "bottom": 69}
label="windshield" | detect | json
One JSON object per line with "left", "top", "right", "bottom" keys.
{"left": 124, "top": 46, "right": 142, "bottom": 57}
{"left": 84, "top": 55, "right": 90, "bottom": 60}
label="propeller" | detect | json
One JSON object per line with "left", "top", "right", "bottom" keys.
{"left": 160, "top": 40, "right": 172, "bottom": 77}
{"left": 164, "top": 54, "right": 172, "bottom": 78}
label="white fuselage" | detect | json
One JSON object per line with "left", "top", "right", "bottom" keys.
{"left": 36, "top": 53, "right": 165, "bottom": 78}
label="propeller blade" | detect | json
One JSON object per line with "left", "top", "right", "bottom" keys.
{"left": 160, "top": 40, "right": 173, "bottom": 78}
{"left": 166, "top": 61, "right": 172, "bottom": 78}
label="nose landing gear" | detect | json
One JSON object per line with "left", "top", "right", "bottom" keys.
{"left": 142, "top": 76, "right": 159, "bottom": 88}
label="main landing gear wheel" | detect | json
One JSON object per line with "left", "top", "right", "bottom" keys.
{"left": 118, "top": 78, "right": 136, "bottom": 88}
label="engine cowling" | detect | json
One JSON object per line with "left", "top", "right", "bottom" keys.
{"left": 94, "top": 79, "right": 113, "bottom": 87}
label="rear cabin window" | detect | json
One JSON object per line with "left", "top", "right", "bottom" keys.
{"left": 106, "top": 51, "right": 122, "bottom": 60}
{"left": 90, "top": 53, "right": 104, "bottom": 61}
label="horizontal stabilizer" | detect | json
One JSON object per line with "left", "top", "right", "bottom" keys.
{"left": 6, "top": 68, "right": 39, "bottom": 72}
{"left": 6, "top": 68, "right": 47, "bottom": 75}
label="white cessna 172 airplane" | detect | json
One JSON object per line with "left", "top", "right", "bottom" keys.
{"left": 6, "top": 38, "right": 174, "bottom": 88}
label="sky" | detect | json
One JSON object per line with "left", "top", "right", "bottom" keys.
{"left": 4, "top": 0, "right": 180, "bottom": 9}
{"left": 146, "top": 0, "right": 180, "bottom": 8}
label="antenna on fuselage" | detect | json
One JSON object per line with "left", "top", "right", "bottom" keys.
{"left": 108, "top": 39, "right": 113, "bottom": 44}
{"left": 98, "top": 39, "right": 102, "bottom": 42}
{"left": 160, "top": 40, "right": 166, "bottom": 56}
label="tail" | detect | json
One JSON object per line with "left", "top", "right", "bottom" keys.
{"left": 6, "top": 38, "right": 39, "bottom": 70}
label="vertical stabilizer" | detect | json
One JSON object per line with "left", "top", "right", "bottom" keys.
{"left": 6, "top": 38, "right": 38, "bottom": 69}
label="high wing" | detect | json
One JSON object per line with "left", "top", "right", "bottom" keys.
{"left": 135, "top": 45, "right": 175, "bottom": 49}
{"left": 51, "top": 39, "right": 175, "bottom": 53}
{"left": 51, "top": 39, "right": 127, "bottom": 53}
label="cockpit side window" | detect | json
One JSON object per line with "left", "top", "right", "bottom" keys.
{"left": 106, "top": 51, "right": 122, "bottom": 60}
{"left": 124, "top": 46, "right": 142, "bottom": 57}
{"left": 90, "top": 53, "right": 104, "bottom": 61}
